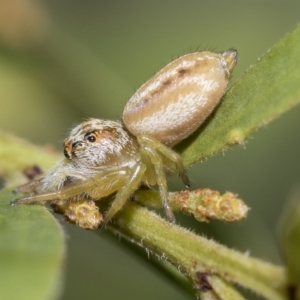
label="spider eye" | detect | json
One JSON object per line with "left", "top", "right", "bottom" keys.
{"left": 85, "top": 132, "right": 96, "bottom": 143}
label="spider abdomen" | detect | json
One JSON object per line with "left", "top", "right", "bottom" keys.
{"left": 123, "top": 49, "right": 238, "bottom": 146}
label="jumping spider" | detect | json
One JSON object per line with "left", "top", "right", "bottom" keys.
{"left": 12, "top": 49, "right": 238, "bottom": 228}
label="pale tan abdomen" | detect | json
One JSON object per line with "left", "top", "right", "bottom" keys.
{"left": 123, "top": 49, "right": 237, "bottom": 146}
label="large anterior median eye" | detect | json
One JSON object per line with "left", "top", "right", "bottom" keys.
{"left": 84, "top": 132, "right": 96, "bottom": 143}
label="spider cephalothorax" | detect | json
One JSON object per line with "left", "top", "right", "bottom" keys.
{"left": 63, "top": 119, "right": 139, "bottom": 167}
{"left": 12, "top": 49, "right": 238, "bottom": 228}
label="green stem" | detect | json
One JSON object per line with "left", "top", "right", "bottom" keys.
{"left": 208, "top": 275, "right": 246, "bottom": 300}
{"left": 109, "top": 202, "right": 288, "bottom": 300}
{"left": 198, "top": 290, "right": 220, "bottom": 300}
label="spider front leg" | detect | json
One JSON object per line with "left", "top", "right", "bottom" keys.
{"left": 137, "top": 134, "right": 190, "bottom": 223}
{"left": 70, "top": 162, "right": 146, "bottom": 225}
{"left": 12, "top": 164, "right": 147, "bottom": 227}
{"left": 102, "top": 162, "right": 146, "bottom": 224}
{"left": 13, "top": 178, "right": 42, "bottom": 194}
{"left": 11, "top": 168, "right": 132, "bottom": 205}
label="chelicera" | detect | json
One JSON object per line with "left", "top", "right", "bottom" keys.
{"left": 11, "top": 49, "right": 238, "bottom": 228}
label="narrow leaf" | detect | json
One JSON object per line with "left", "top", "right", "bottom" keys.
{"left": 179, "top": 24, "right": 300, "bottom": 166}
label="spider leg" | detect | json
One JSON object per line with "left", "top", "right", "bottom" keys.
{"left": 13, "top": 178, "right": 42, "bottom": 194}
{"left": 139, "top": 143, "right": 175, "bottom": 223}
{"left": 11, "top": 167, "right": 131, "bottom": 206}
{"left": 137, "top": 135, "right": 190, "bottom": 188}
{"left": 103, "top": 162, "right": 146, "bottom": 224}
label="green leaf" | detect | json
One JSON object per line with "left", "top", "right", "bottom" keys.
{"left": 178, "top": 23, "right": 300, "bottom": 166}
{"left": 0, "top": 132, "right": 59, "bottom": 187}
{"left": 0, "top": 189, "right": 65, "bottom": 300}
{"left": 0, "top": 133, "right": 65, "bottom": 300}
{"left": 280, "top": 190, "right": 300, "bottom": 293}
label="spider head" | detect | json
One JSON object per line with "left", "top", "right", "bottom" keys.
{"left": 63, "top": 118, "right": 138, "bottom": 167}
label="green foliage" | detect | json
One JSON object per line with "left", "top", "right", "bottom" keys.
{"left": 179, "top": 24, "right": 300, "bottom": 166}
{"left": 1, "top": 14, "right": 300, "bottom": 300}
{"left": 280, "top": 190, "right": 300, "bottom": 296}
{"left": 0, "top": 133, "right": 59, "bottom": 187}
{"left": 0, "top": 189, "right": 65, "bottom": 300}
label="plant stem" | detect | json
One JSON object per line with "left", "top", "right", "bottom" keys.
{"left": 207, "top": 275, "right": 246, "bottom": 300}
{"left": 109, "top": 201, "right": 288, "bottom": 300}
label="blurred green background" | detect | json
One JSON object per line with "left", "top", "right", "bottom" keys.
{"left": 1, "top": 1, "right": 300, "bottom": 299}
